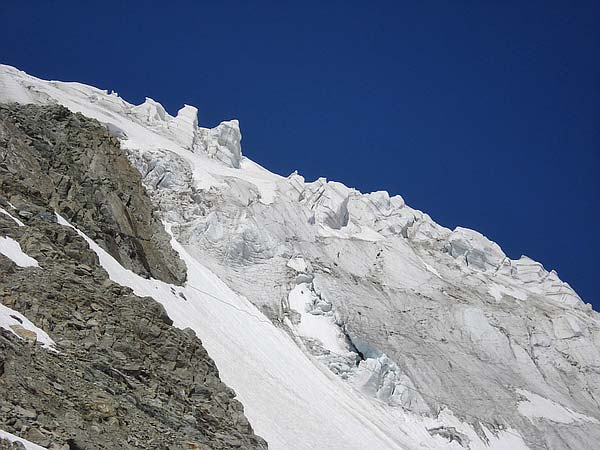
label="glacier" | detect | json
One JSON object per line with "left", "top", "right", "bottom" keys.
{"left": 1, "top": 64, "right": 599, "bottom": 449}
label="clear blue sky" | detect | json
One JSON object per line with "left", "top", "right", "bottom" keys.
{"left": 2, "top": 1, "right": 598, "bottom": 307}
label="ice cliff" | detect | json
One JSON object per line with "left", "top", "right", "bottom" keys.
{"left": 0, "top": 64, "right": 598, "bottom": 450}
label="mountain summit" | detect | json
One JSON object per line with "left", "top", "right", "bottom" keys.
{"left": 0, "top": 65, "right": 598, "bottom": 450}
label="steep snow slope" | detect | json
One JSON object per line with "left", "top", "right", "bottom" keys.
{"left": 55, "top": 214, "right": 529, "bottom": 450}
{"left": 1, "top": 64, "right": 599, "bottom": 449}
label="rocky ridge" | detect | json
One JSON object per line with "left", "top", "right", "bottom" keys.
{"left": 0, "top": 103, "right": 186, "bottom": 285}
{"left": 0, "top": 104, "right": 267, "bottom": 450}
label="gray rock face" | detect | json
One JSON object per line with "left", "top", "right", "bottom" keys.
{"left": 0, "top": 103, "right": 186, "bottom": 285}
{"left": 0, "top": 439, "right": 27, "bottom": 450}
{"left": 0, "top": 104, "right": 267, "bottom": 449}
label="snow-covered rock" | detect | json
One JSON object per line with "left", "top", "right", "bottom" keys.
{"left": 0, "top": 302, "right": 55, "bottom": 350}
{"left": 0, "top": 236, "right": 39, "bottom": 268}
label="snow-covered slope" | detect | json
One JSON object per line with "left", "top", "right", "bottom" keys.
{"left": 1, "top": 64, "right": 598, "bottom": 449}
{"left": 55, "top": 214, "right": 529, "bottom": 450}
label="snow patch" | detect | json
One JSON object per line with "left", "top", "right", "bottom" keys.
{"left": 0, "top": 236, "right": 39, "bottom": 267}
{"left": 517, "top": 389, "right": 599, "bottom": 424}
{"left": 0, "top": 429, "right": 46, "bottom": 450}
{"left": 0, "top": 303, "right": 56, "bottom": 350}
{"left": 0, "top": 207, "right": 25, "bottom": 226}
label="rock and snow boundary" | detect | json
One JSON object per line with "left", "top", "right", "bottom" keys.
{"left": 0, "top": 225, "right": 54, "bottom": 350}
{"left": 0, "top": 429, "right": 46, "bottom": 450}
{"left": 55, "top": 213, "right": 531, "bottom": 450}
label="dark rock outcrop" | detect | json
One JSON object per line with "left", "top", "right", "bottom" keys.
{"left": 0, "top": 104, "right": 267, "bottom": 449}
{"left": 0, "top": 103, "right": 186, "bottom": 285}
